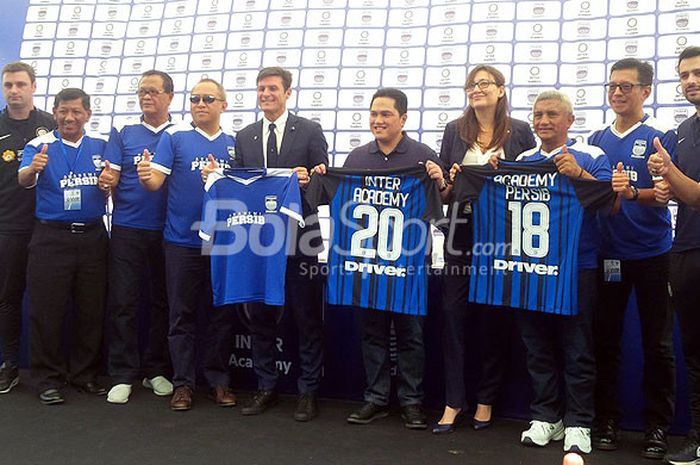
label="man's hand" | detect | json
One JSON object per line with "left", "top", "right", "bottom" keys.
{"left": 99, "top": 160, "right": 116, "bottom": 192}
{"left": 554, "top": 146, "right": 583, "bottom": 178}
{"left": 137, "top": 148, "right": 153, "bottom": 183}
{"left": 425, "top": 160, "right": 445, "bottom": 184}
{"left": 311, "top": 163, "right": 327, "bottom": 176}
{"left": 612, "top": 162, "right": 634, "bottom": 199}
{"left": 201, "top": 154, "right": 218, "bottom": 183}
{"left": 647, "top": 136, "right": 672, "bottom": 177}
{"left": 31, "top": 144, "right": 49, "bottom": 174}
{"left": 653, "top": 178, "right": 672, "bottom": 204}
{"left": 293, "top": 166, "right": 310, "bottom": 188}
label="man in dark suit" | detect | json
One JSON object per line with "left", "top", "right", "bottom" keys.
{"left": 206, "top": 67, "right": 328, "bottom": 421}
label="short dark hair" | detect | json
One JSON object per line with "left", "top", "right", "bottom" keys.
{"left": 140, "top": 70, "right": 174, "bottom": 93}
{"left": 2, "top": 62, "right": 36, "bottom": 83}
{"left": 370, "top": 88, "right": 408, "bottom": 115}
{"left": 678, "top": 46, "right": 700, "bottom": 68}
{"left": 257, "top": 67, "right": 293, "bottom": 90}
{"left": 610, "top": 58, "right": 654, "bottom": 86}
{"left": 53, "top": 88, "right": 90, "bottom": 110}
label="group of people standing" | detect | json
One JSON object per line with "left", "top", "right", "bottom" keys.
{"left": 0, "top": 44, "right": 698, "bottom": 465}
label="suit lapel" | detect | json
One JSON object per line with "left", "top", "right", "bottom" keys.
{"left": 251, "top": 120, "right": 264, "bottom": 167}
{"left": 279, "top": 113, "right": 297, "bottom": 160}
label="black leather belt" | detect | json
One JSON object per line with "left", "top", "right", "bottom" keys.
{"left": 38, "top": 219, "right": 102, "bottom": 234}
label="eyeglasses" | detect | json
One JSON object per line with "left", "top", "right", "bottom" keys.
{"left": 136, "top": 88, "right": 166, "bottom": 97}
{"left": 189, "top": 95, "right": 222, "bottom": 104}
{"left": 465, "top": 80, "right": 497, "bottom": 92}
{"left": 604, "top": 82, "right": 647, "bottom": 93}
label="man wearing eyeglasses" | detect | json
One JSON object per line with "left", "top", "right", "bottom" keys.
{"left": 99, "top": 70, "right": 175, "bottom": 404}
{"left": 137, "top": 78, "right": 236, "bottom": 411}
{"left": 588, "top": 58, "right": 677, "bottom": 459}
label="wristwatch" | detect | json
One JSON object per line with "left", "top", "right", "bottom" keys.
{"left": 628, "top": 185, "right": 639, "bottom": 201}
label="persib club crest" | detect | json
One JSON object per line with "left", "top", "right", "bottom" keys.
{"left": 227, "top": 146, "right": 236, "bottom": 159}
{"left": 632, "top": 139, "right": 647, "bottom": 158}
{"left": 2, "top": 150, "right": 15, "bottom": 163}
{"left": 265, "top": 195, "right": 278, "bottom": 212}
{"left": 92, "top": 154, "right": 103, "bottom": 170}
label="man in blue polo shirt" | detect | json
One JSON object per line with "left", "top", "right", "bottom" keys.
{"left": 514, "top": 91, "right": 612, "bottom": 455}
{"left": 137, "top": 78, "right": 236, "bottom": 411}
{"left": 588, "top": 58, "right": 677, "bottom": 459}
{"left": 18, "top": 88, "right": 108, "bottom": 405}
{"left": 100, "top": 70, "right": 175, "bottom": 404}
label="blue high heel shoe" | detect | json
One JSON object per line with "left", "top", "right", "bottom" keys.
{"left": 431, "top": 411, "right": 465, "bottom": 434}
{"left": 472, "top": 416, "right": 492, "bottom": 430}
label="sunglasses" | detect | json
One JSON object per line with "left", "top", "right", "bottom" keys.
{"left": 189, "top": 95, "right": 222, "bottom": 104}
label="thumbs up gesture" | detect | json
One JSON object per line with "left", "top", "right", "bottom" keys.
{"left": 554, "top": 145, "right": 584, "bottom": 178}
{"left": 99, "top": 160, "right": 116, "bottom": 191}
{"left": 612, "top": 162, "right": 635, "bottom": 199}
{"left": 31, "top": 144, "right": 49, "bottom": 174}
{"left": 647, "top": 136, "right": 672, "bottom": 177}
{"left": 201, "top": 153, "right": 218, "bottom": 183}
{"left": 137, "top": 148, "right": 152, "bottom": 183}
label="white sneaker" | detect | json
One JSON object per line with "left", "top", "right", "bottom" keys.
{"left": 521, "top": 420, "right": 565, "bottom": 447}
{"left": 564, "top": 426, "right": 592, "bottom": 454}
{"left": 107, "top": 384, "right": 132, "bottom": 404}
{"left": 142, "top": 376, "right": 173, "bottom": 396}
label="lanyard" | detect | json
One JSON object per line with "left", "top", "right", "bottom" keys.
{"left": 55, "top": 130, "right": 86, "bottom": 175}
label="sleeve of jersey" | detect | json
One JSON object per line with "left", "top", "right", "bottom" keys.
{"left": 280, "top": 172, "right": 305, "bottom": 227}
{"left": 304, "top": 171, "right": 333, "bottom": 211}
{"left": 452, "top": 165, "right": 488, "bottom": 204}
{"left": 587, "top": 153, "right": 612, "bottom": 182}
{"left": 660, "top": 129, "right": 678, "bottom": 163}
{"left": 198, "top": 181, "right": 218, "bottom": 242}
{"left": 18, "top": 141, "right": 38, "bottom": 172}
{"left": 152, "top": 131, "right": 174, "bottom": 175}
{"left": 103, "top": 127, "right": 123, "bottom": 172}
{"left": 422, "top": 172, "right": 445, "bottom": 223}
{"left": 571, "top": 178, "right": 616, "bottom": 215}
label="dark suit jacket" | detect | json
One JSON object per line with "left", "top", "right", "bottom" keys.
{"left": 233, "top": 112, "right": 328, "bottom": 170}
{"left": 234, "top": 112, "right": 329, "bottom": 259}
{"left": 439, "top": 117, "right": 536, "bottom": 256}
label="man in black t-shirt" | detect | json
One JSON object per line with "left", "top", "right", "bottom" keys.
{"left": 0, "top": 62, "right": 55, "bottom": 393}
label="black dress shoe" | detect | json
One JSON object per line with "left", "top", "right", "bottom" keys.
{"left": 293, "top": 393, "right": 318, "bottom": 422}
{"left": 641, "top": 427, "right": 668, "bottom": 459}
{"left": 39, "top": 388, "right": 64, "bottom": 405}
{"left": 593, "top": 418, "right": 620, "bottom": 451}
{"left": 347, "top": 402, "right": 389, "bottom": 425}
{"left": 432, "top": 411, "right": 465, "bottom": 434}
{"left": 402, "top": 404, "right": 428, "bottom": 430}
{"left": 241, "top": 390, "right": 278, "bottom": 415}
{"left": 74, "top": 381, "right": 107, "bottom": 396}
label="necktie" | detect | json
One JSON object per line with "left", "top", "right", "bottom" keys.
{"left": 266, "top": 123, "right": 278, "bottom": 168}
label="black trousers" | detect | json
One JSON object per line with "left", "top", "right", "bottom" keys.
{"left": 27, "top": 222, "right": 108, "bottom": 392}
{"left": 0, "top": 232, "right": 31, "bottom": 365}
{"left": 249, "top": 258, "right": 323, "bottom": 394}
{"left": 441, "top": 256, "right": 513, "bottom": 409}
{"left": 107, "top": 225, "right": 170, "bottom": 384}
{"left": 519, "top": 269, "right": 597, "bottom": 427}
{"left": 594, "top": 252, "right": 676, "bottom": 429}
{"left": 670, "top": 249, "right": 700, "bottom": 432}
{"left": 164, "top": 243, "right": 232, "bottom": 389}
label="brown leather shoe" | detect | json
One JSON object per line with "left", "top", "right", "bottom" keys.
{"left": 170, "top": 386, "right": 193, "bottom": 411}
{"left": 209, "top": 386, "right": 237, "bottom": 407}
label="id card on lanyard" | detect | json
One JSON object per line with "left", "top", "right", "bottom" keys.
{"left": 58, "top": 135, "right": 85, "bottom": 212}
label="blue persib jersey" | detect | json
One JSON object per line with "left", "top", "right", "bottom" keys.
{"left": 200, "top": 168, "right": 303, "bottom": 307}
{"left": 19, "top": 130, "right": 108, "bottom": 222}
{"left": 454, "top": 159, "right": 614, "bottom": 315}
{"left": 588, "top": 115, "right": 676, "bottom": 260}
{"left": 517, "top": 140, "right": 612, "bottom": 269}
{"left": 152, "top": 122, "right": 235, "bottom": 248}
{"left": 305, "top": 166, "right": 444, "bottom": 316}
{"left": 103, "top": 119, "right": 172, "bottom": 230}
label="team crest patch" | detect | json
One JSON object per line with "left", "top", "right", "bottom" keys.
{"left": 2, "top": 149, "right": 15, "bottom": 162}
{"left": 227, "top": 146, "right": 236, "bottom": 159}
{"left": 631, "top": 139, "right": 647, "bottom": 158}
{"left": 92, "top": 154, "right": 103, "bottom": 170}
{"left": 35, "top": 126, "right": 50, "bottom": 137}
{"left": 265, "top": 195, "right": 278, "bottom": 212}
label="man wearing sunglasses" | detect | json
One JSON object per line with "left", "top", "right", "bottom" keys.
{"left": 99, "top": 70, "right": 175, "bottom": 405}
{"left": 588, "top": 58, "right": 677, "bottom": 459}
{"left": 202, "top": 67, "right": 328, "bottom": 421}
{"left": 137, "top": 78, "right": 236, "bottom": 411}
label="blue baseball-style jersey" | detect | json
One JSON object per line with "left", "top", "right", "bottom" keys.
{"left": 305, "top": 166, "right": 444, "bottom": 316}
{"left": 152, "top": 122, "right": 235, "bottom": 248}
{"left": 200, "top": 168, "right": 303, "bottom": 307}
{"left": 103, "top": 118, "right": 172, "bottom": 230}
{"left": 516, "top": 140, "right": 612, "bottom": 269}
{"left": 19, "top": 130, "right": 108, "bottom": 222}
{"left": 588, "top": 115, "right": 676, "bottom": 260}
{"left": 453, "top": 159, "right": 614, "bottom": 315}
